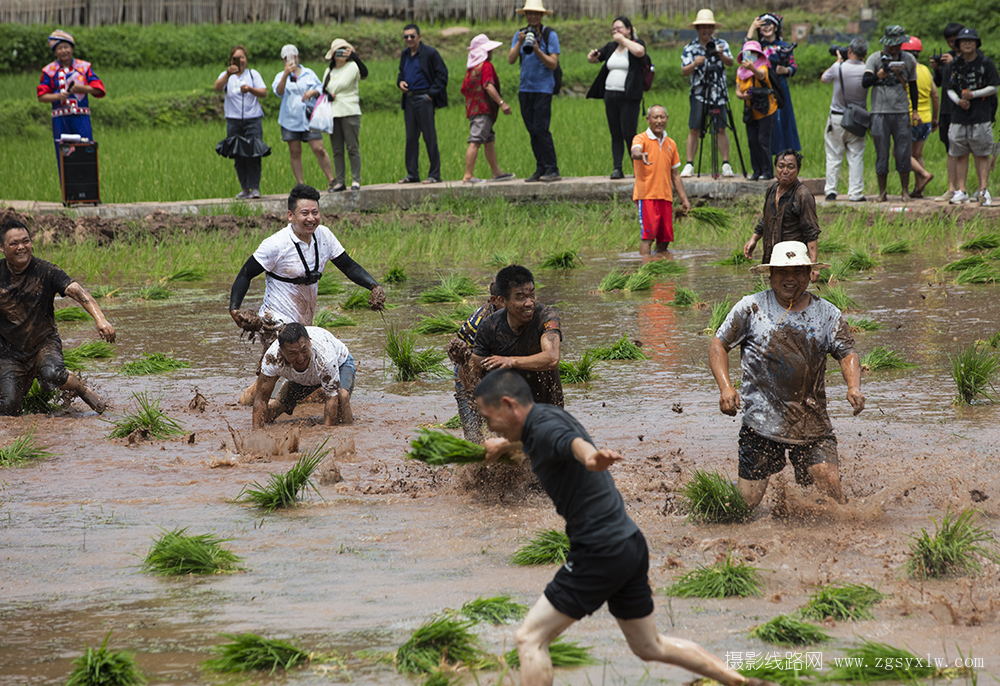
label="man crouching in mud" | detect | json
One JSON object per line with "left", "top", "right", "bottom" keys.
{"left": 474, "top": 370, "right": 772, "bottom": 686}
{"left": 0, "top": 219, "right": 115, "bottom": 415}
{"left": 251, "top": 323, "right": 354, "bottom": 429}
{"left": 708, "top": 241, "right": 864, "bottom": 508}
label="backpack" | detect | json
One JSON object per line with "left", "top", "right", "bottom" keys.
{"left": 641, "top": 53, "right": 655, "bottom": 92}
{"left": 520, "top": 26, "right": 562, "bottom": 95}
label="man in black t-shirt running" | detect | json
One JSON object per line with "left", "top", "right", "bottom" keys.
{"left": 474, "top": 370, "right": 764, "bottom": 686}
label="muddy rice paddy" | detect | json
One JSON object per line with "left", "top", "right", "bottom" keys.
{"left": 2, "top": 226, "right": 999, "bottom": 685}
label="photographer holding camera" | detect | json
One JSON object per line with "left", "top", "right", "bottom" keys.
{"left": 508, "top": 0, "right": 561, "bottom": 182}
{"left": 680, "top": 9, "right": 736, "bottom": 178}
{"left": 214, "top": 45, "right": 269, "bottom": 200}
{"left": 821, "top": 38, "right": 868, "bottom": 201}
{"left": 863, "top": 26, "right": 919, "bottom": 201}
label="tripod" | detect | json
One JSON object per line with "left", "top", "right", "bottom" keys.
{"left": 695, "top": 61, "right": 747, "bottom": 178}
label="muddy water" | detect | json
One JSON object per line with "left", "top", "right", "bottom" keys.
{"left": 2, "top": 243, "right": 1000, "bottom": 685}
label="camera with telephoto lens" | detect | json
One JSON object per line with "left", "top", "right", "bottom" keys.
{"left": 879, "top": 54, "right": 893, "bottom": 72}
{"left": 773, "top": 42, "right": 797, "bottom": 67}
{"left": 522, "top": 26, "right": 538, "bottom": 54}
{"left": 829, "top": 44, "right": 848, "bottom": 60}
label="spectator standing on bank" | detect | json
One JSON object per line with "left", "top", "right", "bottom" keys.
{"left": 821, "top": 38, "right": 869, "bottom": 202}
{"left": 863, "top": 25, "right": 918, "bottom": 202}
{"left": 323, "top": 39, "right": 368, "bottom": 192}
{"left": 747, "top": 13, "right": 801, "bottom": 152}
{"left": 397, "top": 24, "right": 448, "bottom": 184}
{"left": 509, "top": 0, "right": 562, "bottom": 183}
{"left": 931, "top": 22, "right": 964, "bottom": 198}
{"left": 630, "top": 105, "right": 690, "bottom": 255}
{"left": 945, "top": 27, "right": 999, "bottom": 206}
{"left": 680, "top": 9, "right": 736, "bottom": 178}
{"left": 902, "top": 37, "right": 939, "bottom": 198}
{"left": 272, "top": 44, "right": 334, "bottom": 191}
{"left": 461, "top": 34, "right": 515, "bottom": 184}
{"left": 735, "top": 41, "right": 778, "bottom": 181}
{"left": 586, "top": 16, "right": 647, "bottom": 179}
{"left": 214, "top": 45, "right": 269, "bottom": 200}
{"left": 37, "top": 30, "right": 105, "bottom": 161}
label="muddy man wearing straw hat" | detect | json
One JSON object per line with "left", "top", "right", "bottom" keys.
{"left": 708, "top": 241, "right": 865, "bottom": 509}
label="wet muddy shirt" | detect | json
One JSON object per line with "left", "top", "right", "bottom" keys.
{"left": 259, "top": 326, "right": 349, "bottom": 395}
{"left": 716, "top": 290, "right": 855, "bottom": 444}
{"left": 473, "top": 305, "right": 564, "bottom": 407}
{"left": 0, "top": 257, "right": 73, "bottom": 361}
{"left": 521, "top": 403, "right": 638, "bottom": 546}
{"left": 753, "top": 181, "right": 820, "bottom": 264}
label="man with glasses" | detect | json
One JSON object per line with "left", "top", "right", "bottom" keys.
{"left": 396, "top": 24, "right": 449, "bottom": 184}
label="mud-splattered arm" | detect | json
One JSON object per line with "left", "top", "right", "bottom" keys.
{"left": 65, "top": 282, "right": 115, "bottom": 343}
{"left": 709, "top": 336, "right": 740, "bottom": 416}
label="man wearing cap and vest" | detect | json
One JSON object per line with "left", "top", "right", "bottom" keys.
{"left": 709, "top": 240, "right": 864, "bottom": 510}
{"left": 36, "top": 30, "right": 105, "bottom": 160}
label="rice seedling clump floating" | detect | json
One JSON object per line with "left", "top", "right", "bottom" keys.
{"left": 943, "top": 254, "right": 987, "bottom": 272}
{"left": 905, "top": 507, "right": 1000, "bottom": 578}
{"left": 383, "top": 265, "right": 408, "bottom": 283}
{"left": 317, "top": 273, "right": 343, "bottom": 295}
{"left": 681, "top": 469, "right": 751, "bottom": 523}
{"left": 713, "top": 249, "right": 752, "bottom": 266}
{"left": 163, "top": 265, "right": 207, "bottom": 282}
{"left": 235, "top": 441, "right": 329, "bottom": 512}
{"left": 798, "top": 582, "right": 886, "bottom": 621}
{"left": 860, "top": 347, "right": 916, "bottom": 371}
{"left": 142, "top": 527, "right": 244, "bottom": 575}
{"left": 624, "top": 271, "right": 654, "bottom": 292}
{"left": 878, "top": 240, "right": 910, "bottom": 254}
{"left": 203, "top": 633, "right": 309, "bottom": 674}
{"left": 54, "top": 307, "right": 91, "bottom": 322}
{"left": 954, "top": 263, "right": 998, "bottom": 284}
{"left": 540, "top": 250, "right": 579, "bottom": 269}
{"left": 819, "top": 285, "right": 858, "bottom": 311}
{"left": 63, "top": 341, "right": 115, "bottom": 371}
{"left": 824, "top": 639, "right": 963, "bottom": 682}
{"left": 458, "top": 595, "right": 528, "bottom": 625}
{"left": 442, "top": 414, "right": 462, "bottom": 429}
{"left": 747, "top": 615, "right": 829, "bottom": 646}
{"left": 504, "top": 637, "right": 597, "bottom": 668}
{"left": 414, "top": 312, "right": 464, "bottom": 335}
{"left": 638, "top": 259, "right": 684, "bottom": 276}
{"left": 119, "top": 352, "right": 189, "bottom": 376}
{"left": 669, "top": 286, "right": 701, "bottom": 307}
{"left": 847, "top": 317, "right": 882, "bottom": 332}
{"left": 559, "top": 353, "right": 595, "bottom": 383}
{"left": 704, "top": 295, "right": 734, "bottom": 335}
{"left": 948, "top": 343, "right": 1000, "bottom": 404}
{"left": 107, "top": 392, "right": 186, "bottom": 440}
{"left": 598, "top": 268, "right": 629, "bottom": 292}
{"left": 841, "top": 248, "right": 878, "bottom": 271}
{"left": 960, "top": 234, "right": 1000, "bottom": 251}
{"left": 134, "top": 284, "right": 172, "bottom": 301}
{"left": 0, "top": 427, "right": 53, "bottom": 467}
{"left": 418, "top": 275, "right": 479, "bottom": 304}
{"left": 587, "top": 335, "right": 649, "bottom": 360}
{"left": 664, "top": 553, "right": 763, "bottom": 598}
{"left": 65, "top": 632, "right": 146, "bottom": 686}
{"left": 385, "top": 325, "right": 449, "bottom": 382}
{"left": 511, "top": 529, "right": 570, "bottom": 565}
{"left": 89, "top": 285, "right": 121, "bottom": 298}
{"left": 342, "top": 289, "right": 371, "bottom": 310}
{"left": 395, "top": 616, "right": 487, "bottom": 674}
{"left": 407, "top": 429, "right": 486, "bottom": 466}
{"left": 312, "top": 308, "right": 357, "bottom": 328}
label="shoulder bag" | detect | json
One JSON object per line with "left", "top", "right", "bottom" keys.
{"left": 838, "top": 64, "right": 870, "bottom": 137}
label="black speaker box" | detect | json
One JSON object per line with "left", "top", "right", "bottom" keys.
{"left": 60, "top": 141, "right": 100, "bottom": 206}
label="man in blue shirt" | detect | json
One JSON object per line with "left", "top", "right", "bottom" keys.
{"left": 397, "top": 24, "right": 449, "bottom": 184}
{"left": 508, "top": 0, "right": 561, "bottom": 182}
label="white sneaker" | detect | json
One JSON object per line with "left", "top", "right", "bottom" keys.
{"left": 949, "top": 190, "right": 969, "bottom": 204}
{"left": 969, "top": 190, "right": 981, "bottom": 202}
{"left": 721, "top": 163, "right": 736, "bottom": 177}
{"left": 680, "top": 163, "right": 694, "bottom": 177}
{"left": 981, "top": 190, "right": 992, "bottom": 207}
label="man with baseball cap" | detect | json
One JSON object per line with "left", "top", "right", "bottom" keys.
{"left": 709, "top": 241, "right": 864, "bottom": 510}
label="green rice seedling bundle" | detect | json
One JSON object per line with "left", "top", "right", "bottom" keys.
{"left": 312, "top": 308, "right": 357, "bottom": 328}
{"left": 540, "top": 250, "right": 580, "bottom": 269}
{"left": 488, "top": 251, "right": 519, "bottom": 268}
{"left": 905, "top": 507, "right": 1000, "bottom": 578}
{"left": 20, "top": 380, "right": 60, "bottom": 414}
{"left": 816, "top": 239, "right": 848, "bottom": 253}
{"left": 414, "top": 312, "right": 463, "bottom": 335}
{"left": 385, "top": 325, "right": 449, "bottom": 382}
{"left": 799, "top": 582, "right": 886, "bottom": 621}
{"left": 451, "top": 304, "right": 476, "bottom": 320}
{"left": 669, "top": 286, "right": 701, "bottom": 307}
{"left": 747, "top": 615, "right": 829, "bottom": 646}
{"left": 638, "top": 259, "right": 685, "bottom": 276}
{"left": 204, "top": 633, "right": 309, "bottom": 674}
{"left": 423, "top": 670, "right": 460, "bottom": 686}
{"left": 511, "top": 529, "right": 570, "bottom": 565}
{"left": 505, "top": 637, "right": 597, "bottom": 668}
{"left": 395, "top": 616, "right": 486, "bottom": 674}
{"left": 738, "top": 659, "right": 818, "bottom": 686}
{"left": 664, "top": 553, "right": 763, "bottom": 598}
{"left": 163, "top": 265, "right": 207, "bottom": 282}
{"left": 418, "top": 275, "right": 479, "bottom": 304}
{"left": 342, "top": 289, "right": 370, "bottom": 310}
{"left": 624, "top": 270, "right": 654, "bottom": 292}
{"left": 317, "top": 273, "right": 343, "bottom": 296}
{"left": 841, "top": 248, "right": 878, "bottom": 271}
{"left": 878, "top": 240, "right": 911, "bottom": 254}
{"left": 0, "top": 427, "right": 53, "bottom": 467}
{"left": 704, "top": 295, "right": 734, "bottom": 335}
{"left": 825, "top": 639, "right": 956, "bottom": 682}
{"left": 235, "top": 440, "right": 329, "bottom": 512}
{"left": 960, "top": 234, "right": 1000, "bottom": 251}
{"left": 745, "top": 275, "right": 770, "bottom": 295}
{"left": 442, "top": 414, "right": 462, "bottom": 429}
{"left": 383, "top": 266, "right": 408, "bottom": 283}
{"left": 819, "top": 285, "right": 858, "bottom": 311}
{"left": 141, "top": 527, "right": 243, "bottom": 575}
{"left": 89, "top": 285, "right": 121, "bottom": 298}
{"left": 407, "top": 429, "right": 486, "bottom": 466}
{"left": 847, "top": 317, "right": 882, "bottom": 332}
{"left": 66, "top": 632, "right": 146, "bottom": 686}
{"left": 817, "top": 259, "right": 854, "bottom": 284}
{"left": 134, "top": 284, "right": 172, "bottom": 300}
{"left": 559, "top": 353, "right": 596, "bottom": 384}
{"left": 598, "top": 268, "right": 629, "bottom": 292}
{"left": 55, "top": 307, "right": 91, "bottom": 322}
{"left": 713, "top": 249, "right": 752, "bottom": 266}
{"left": 987, "top": 330, "right": 1000, "bottom": 348}
{"left": 63, "top": 341, "right": 115, "bottom": 371}
{"left": 943, "top": 254, "right": 988, "bottom": 272}
{"left": 681, "top": 469, "right": 752, "bottom": 523}
{"left": 119, "top": 352, "right": 189, "bottom": 376}
{"left": 587, "top": 334, "right": 650, "bottom": 360}
{"left": 860, "top": 346, "right": 916, "bottom": 371}
{"left": 949, "top": 342, "right": 1000, "bottom": 404}
{"left": 459, "top": 595, "right": 528, "bottom": 625}
{"left": 107, "top": 392, "right": 186, "bottom": 440}
{"left": 954, "top": 263, "right": 998, "bottom": 284}
{"left": 688, "top": 206, "right": 732, "bottom": 231}
{"left": 989, "top": 246, "right": 1000, "bottom": 261}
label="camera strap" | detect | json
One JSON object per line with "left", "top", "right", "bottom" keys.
{"left": 267, "top": 238, "right": 321, "bottom": 285}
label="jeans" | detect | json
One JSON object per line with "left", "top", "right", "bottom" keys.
{"left": 604, "top": 93, "right": 641, "bottom": 173}
{"left": 403, "top": 93, "right": 440, "bottom": 181}
{"left": 519, "top": 91, "right": 559, "bottom": 176}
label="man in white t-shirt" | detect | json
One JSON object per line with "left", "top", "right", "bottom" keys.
{"left": 253, "top": 323, "right": 355, "bottom": 428}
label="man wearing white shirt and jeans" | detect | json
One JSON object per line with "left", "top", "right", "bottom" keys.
{"left": 253, "top": 323, "right": 355, "bottom": 428}
{"left": 821, "top": 38, "right": 869, "bottom": 202}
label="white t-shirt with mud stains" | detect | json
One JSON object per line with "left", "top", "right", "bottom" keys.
{"left": 260, "top": 326, "right": 349, "bottom": 396}
{"left": 253, "top": 223, "right": 345, "bottom": 325}
{"left": 715, "top": 290, "right": 855, "bottom": 444}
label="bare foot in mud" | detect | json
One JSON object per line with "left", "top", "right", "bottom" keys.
{"left": 78, "top": 386, "right": 107, "bottom": 414}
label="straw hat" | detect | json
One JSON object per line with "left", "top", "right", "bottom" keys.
{"left": 750, "top": 241, "right": 830, "bottom": 274}
{"left": 467, "top": 34, "right": 504, "bottom": 69}
{"left": 516, "top": 0, "right": 553, "bottom": 15}
{"left": 691, "top": 9, "right": 721, "bottom": 27}
{"left": 324, "top": 38, "right": 354, "bottom": 60}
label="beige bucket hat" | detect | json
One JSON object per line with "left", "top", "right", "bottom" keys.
{"left": 691, "top": 9, "right": 721, "bottom": 27}
{"left": 324, "top": 38, "right": 354, "bottom": 60}
{"left": 749, "top": 241, "right": 830, "bottom": 274}
{"left": 516, "top": 0, "right": 553, "bottom": 15}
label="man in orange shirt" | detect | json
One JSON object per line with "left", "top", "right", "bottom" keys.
{"left": 631, "top": 105, "right": 691, "bottom": 255}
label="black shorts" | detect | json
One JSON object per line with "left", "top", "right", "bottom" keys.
{"left": 689, "top": 95, "right": 727, "bottom": 133}
{"left": 738, "top": 424, "right": 838, "bottom": 486}
{"left": 544, "top": 530, "right": 654, "bottom": 621}
{"left": 0, "top": 335, "right": 69, "bottom": 416}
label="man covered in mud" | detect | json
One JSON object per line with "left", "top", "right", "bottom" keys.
{"left": 468, "top": 264, "right": 562, "bottom": 407}
{"left": 446, "top": 281, "right": 500, "bottom": 442}
{"left": 0, "top": 219, "right": 114, "bottom": 415}
{"left": 252, "top": 323, "right": 354, "bottom": 428}
{"left": 474, "top": 370, "right": 768, "bottom": 686}
{"left": 708, "top": 241, "right": 864, "bottom": 509}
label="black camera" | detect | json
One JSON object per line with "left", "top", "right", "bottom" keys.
{"left": 774, "top": 42, "right": 797, "bottom": 68}
{"left": 704, "top": 39, "right": 718, "bottom": 57}
{"left": 522, "top": 27, "right": 538, "bottom": 54}
{"left": 829, "top": 44, "right": 848, "bottom": 60}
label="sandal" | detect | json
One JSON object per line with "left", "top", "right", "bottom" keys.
{"left": 397, "top": 176, "right": 419, "bottom": 184}
{"left": 422, "top": 177, "right": 441, "bottom": 184}
{"left": 330, "top": 183, "right": 347, "bottom": 193}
